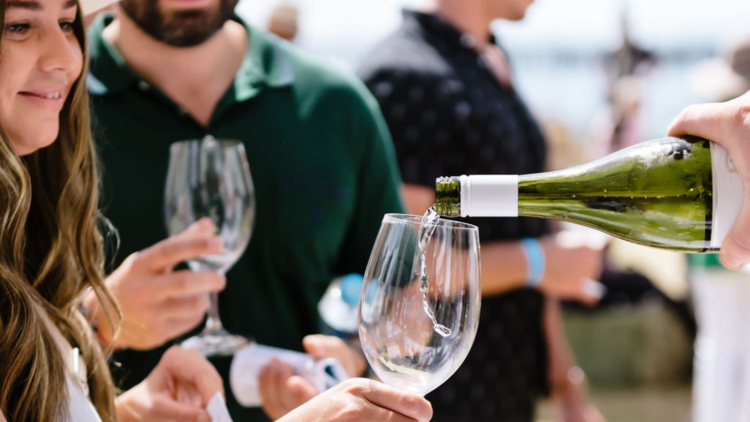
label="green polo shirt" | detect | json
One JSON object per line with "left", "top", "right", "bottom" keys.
{"left": 88, "top": 14, "right": 403, "bottom": 421}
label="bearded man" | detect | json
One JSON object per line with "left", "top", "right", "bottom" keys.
{"left": 83, "top": 1, "right": 404, "bottom": 420}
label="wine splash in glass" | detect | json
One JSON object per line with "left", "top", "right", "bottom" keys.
{"left": 359, "top": 214, "right": 481, "bottom": 395}
{"left": 418, "top": 207, "right": 451, "bottom": 338}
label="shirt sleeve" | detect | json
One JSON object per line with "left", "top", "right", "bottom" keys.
{"left": 333, "top": 83, "right": 405, "bottom": 276}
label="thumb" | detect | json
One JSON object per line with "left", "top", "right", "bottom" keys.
{"left": 302, "top": 334, "right": 338, "bottom": 359}
{"left": 182, "top": 217, "right": 217, "bottom": 236}
{"left": 287, "top": 375, "right": 319, "bottom": 403}
{"left": 161, "top": 346, "right": 224, "bottom": 406}
{"left": 722, "top": 195, "right": 750, "bottom": 269}
{"left": 667, "top": 102, "right": 728, "bottom": 142}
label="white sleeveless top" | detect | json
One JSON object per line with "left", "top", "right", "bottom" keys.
{"left": 35, "top": 304, "right": 102, "bottom": 422}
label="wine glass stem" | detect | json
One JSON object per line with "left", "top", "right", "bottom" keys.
{"left": 204, "top": 291, "right": 225, "bottom": 334}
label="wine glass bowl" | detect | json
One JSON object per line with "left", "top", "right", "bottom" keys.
{"left": 358, "top": 213, "right": 481, "bottom": 395}
{"left": 165, "top": 136, "right": 255, "bottom": 357}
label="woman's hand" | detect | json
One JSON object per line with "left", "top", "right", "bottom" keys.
{"left": 115, "top": 346, "right": 224, "bottom": 422}
{"left": 277, "top": 378, "right": 433, "bottom": 422}
{"left": 259, "top": 335, "right": 367, "bottom": 420}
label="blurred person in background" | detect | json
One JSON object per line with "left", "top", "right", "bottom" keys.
{"left": 604, "top": 12, "right": 656, "bottom": 93}
{"left": 358, "top": 1, "right": 606, "bottom": 421}
{"left": 588, "top": 76, "right": 644, "bottom": 161}
{"left": 266, "top": 1, "right": 298, "bottom": 42}
{"left": 82, "top": 0, "right": 414, "bottom": 420}
{"left": 678, "top": 35, "right": 750, "bottom": 422}
{"left": 589, "top": 14, "right": 656, "bottom": 162}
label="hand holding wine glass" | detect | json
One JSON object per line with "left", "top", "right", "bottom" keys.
{"left": 257, "top": 335, "right": 368, "bottom": 420}
{"left": 276, "top": 378, "right": 433, "bottom": 422}
{"left": 84, "top": 219, "right": 227, "bottom": 350}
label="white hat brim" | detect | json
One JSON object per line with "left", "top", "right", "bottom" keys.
{"left": 80, "top": 0, "right": 119, "bottom": 15}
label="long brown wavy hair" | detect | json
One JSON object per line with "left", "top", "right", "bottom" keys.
{"left": 0, "top": 1, "right": 122, "bottom": 421}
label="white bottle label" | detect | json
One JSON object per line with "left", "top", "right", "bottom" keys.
{"left": 460, "top": 175, "right": 519, "bottom": 217}
{"left": 710, "top": 144, "right": 744, "bottom": 249}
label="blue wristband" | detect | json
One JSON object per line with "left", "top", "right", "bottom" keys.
{"left": 521, "top": 238, "right": 546, "bottom": 288}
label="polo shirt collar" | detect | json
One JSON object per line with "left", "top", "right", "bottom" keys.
{"left": 87, "top": 13, "right": 295, "bottom": 100}
{"left": 402, "top": 9, "right": 499, "bottom": 52}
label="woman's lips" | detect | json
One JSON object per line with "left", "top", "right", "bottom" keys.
{"left": 18, "top": 91, "right": 65, "bottom": 111}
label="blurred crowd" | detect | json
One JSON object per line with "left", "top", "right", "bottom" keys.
{"left": 1, "top": 0, "right": 749, "bottom": 421}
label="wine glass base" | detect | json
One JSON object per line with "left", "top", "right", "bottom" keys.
{"left": 181, "top": 332, "right": 251, "bottom": 357}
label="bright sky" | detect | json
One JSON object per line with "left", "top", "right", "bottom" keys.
{"left": 237, "top": 0, "right": 750, "bottom": 65}
{"left": 235, "top": 0, "right": 750, "bottom": 139}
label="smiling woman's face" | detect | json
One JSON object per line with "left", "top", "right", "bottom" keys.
{"left": 0, "top": 0, "right": 83, "bottom": 156}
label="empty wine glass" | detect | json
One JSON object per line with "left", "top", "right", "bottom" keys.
{"left": 359, "top": 213, "right": 481, "bottom": 395}
{"left": 165, "top": 136, "right": 255, "bottom": 357}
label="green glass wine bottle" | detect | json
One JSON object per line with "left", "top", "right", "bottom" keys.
{"left": 435, "top": 136, "right": 744, "bottom": 252}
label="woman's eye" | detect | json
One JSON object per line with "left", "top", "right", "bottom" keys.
{"left": 5, "top": 23, "right": 30, "bottom": 36}
{"left": 60, "top": 21, "right": 75, "bottom": 33}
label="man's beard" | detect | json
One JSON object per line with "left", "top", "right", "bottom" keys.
{"left": 120, "top": 0, "right": 239, "bottom": 47}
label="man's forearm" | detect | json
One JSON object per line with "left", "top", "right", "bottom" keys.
{"left": 479, "top": 241, "right": 529, "bottom": 296}
{"left": 402, "top": 182, "right": 535, "bottom": 295}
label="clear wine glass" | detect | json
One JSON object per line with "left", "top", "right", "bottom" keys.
{"left": 358, "top": 213, "right": 481, "bottom": 395}
{"left": 165, "top": 136, "right": 255, "bottom": 357}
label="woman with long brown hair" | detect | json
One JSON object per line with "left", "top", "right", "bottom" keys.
{"left": 0, "top": 0, "right": 225, "bottom": 419}
{"left": 0, "top": 0, "right": 435, "bottom": 421}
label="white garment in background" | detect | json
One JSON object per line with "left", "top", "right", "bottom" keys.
{"left": 691, "top": 269, "right": 750, "bottom": 422}
{"left": 230, "top": 343, "right": 348, "bottom": 407}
